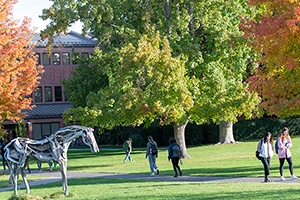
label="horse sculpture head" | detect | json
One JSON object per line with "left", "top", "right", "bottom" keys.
{"left": 81, "top": 126, "right": 100, "bottom": 153}
{"left": 64, "top": 125, "right": 99, "bottom": 153}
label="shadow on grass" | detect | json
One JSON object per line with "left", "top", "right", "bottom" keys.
{"left": 152, "top": 163, "right": 284, "bottom": 178}
{"left": 67, "top": 150, "right": 125, "bottom": 159}
{"left": 179, "top": 165, "right": 265, "bottom": 177}
{"left": 19, "top": 177, "right": 300, "bottom": 200}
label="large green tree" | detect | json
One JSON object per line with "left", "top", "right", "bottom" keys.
{"left": 41, "top": 0, "right": 259, "bottom": 157}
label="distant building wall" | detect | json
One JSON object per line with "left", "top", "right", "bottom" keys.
{"left": 3, "top": 31, "right": 97, "bottom": 140}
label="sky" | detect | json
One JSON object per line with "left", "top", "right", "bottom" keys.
{"left": 13, "top": 0, "right": 82, "bottom": 33}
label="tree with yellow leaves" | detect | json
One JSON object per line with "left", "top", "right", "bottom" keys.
{"left": 0, "top": 0, "right": 43, "bottom": 136}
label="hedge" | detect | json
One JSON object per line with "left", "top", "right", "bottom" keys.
{"left": 96, "top": 117, "right": 300, "bottom": 147}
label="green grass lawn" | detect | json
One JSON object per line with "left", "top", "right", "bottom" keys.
{"left": 1, "top": 136, "right": 300, "bottom": 199}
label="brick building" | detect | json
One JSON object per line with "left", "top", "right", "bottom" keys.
{"left": 2, "top": 31, "right": 97, "bottom": 140}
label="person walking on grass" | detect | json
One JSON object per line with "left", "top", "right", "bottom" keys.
{"left": 123, "top": 138, "right": 133, "bottom": 163}
{"left": 257, "top": 132, "right": 274, "bottom": 182}
{"left": 168, "top": 137, "right": 183, "bottom": 178}
{"left": 277, "top": 127, "right": 297, "bottom": 181}
{"left": 146, "top": 136, "right": 159, "bottom": 176}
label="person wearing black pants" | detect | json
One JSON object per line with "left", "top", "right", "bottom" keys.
{"left": 261, "top": 157, "right": 271, "bottom": 181}
{"left": 257, "top": 132, "right": 274, "bottom": 182}
{"left": 168, "top": 137, "right": 182, "bottom": 178}
{"left": 279, "top": 157, "right": 294, "bottom": 179}
{"left": 277, "top": 127, "right": 297, "bottom": 181}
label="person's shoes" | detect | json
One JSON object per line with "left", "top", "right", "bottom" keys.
{"left": 179, "top": 171, "right": 182, "bottom": 176}
{"left": 280, "top": 176, "right": 285, "bottom": 181}
{"left": 291, "top": 175, "right": 298, "bottom": 180}
{"left": 173, "top": 174, "right": 178, "bottom": 178}
{"left": 151, "top": 172, "right": 155, "bottom": 176}
{"left": 264, "top": 178, "right": 271, "bottom": 182}
{"left": 130, "top": 160, "right": 134, "bottom": 163}
{"left": 123, "top": 161, "right": 126, "bottom": 163}
{"left": 156, "top": 169, "right": 159, "bottom": 175}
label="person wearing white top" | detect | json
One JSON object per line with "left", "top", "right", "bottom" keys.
{"left": 257, "top": 132, "right": 274, "bottom": 182}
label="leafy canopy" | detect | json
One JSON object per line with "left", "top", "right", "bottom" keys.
{"left": 242, "top": 0, "right": 300, "bottom": 117}
{"left": 42, "top": 0, "right": 260, "bottom": 130}
{"left": 0, "top": 0, "right": 43, "bottom": 133}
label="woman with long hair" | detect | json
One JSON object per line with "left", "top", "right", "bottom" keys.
{"left": 277, "top": 127, "right": 297, "bottom": 181}
{"left": 257, "top": 132, "right": 274, "bottom": 182}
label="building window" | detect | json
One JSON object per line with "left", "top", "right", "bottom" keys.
{"left": 35, "top": 53, "right": 41, "bottom": 65}
{"left": 54, "top": 86, "right": 62, "bottom": 102}
{"left": 82, "top": 52, "right": 89, "bottom": 60}
{"left": 45, "top": 86, "right": 52, "bottom": 102}
{"left": 62, "top": 52, "right": 70, "bottom": 65}
{"left": 34, "top": 86, "right": 43, "bottom": 102}
{"left": 52, "top": 53, "right": 60, "bottom": 65}
{"left": 42, "top": 53, "right": 50, "bottom": 65}
{"left": 32, "top": 123, "right": 60, "bottom": 139}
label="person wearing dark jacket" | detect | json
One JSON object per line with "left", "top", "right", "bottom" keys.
{"left": 168, "top": 137, "right": 182, "bottom": 177}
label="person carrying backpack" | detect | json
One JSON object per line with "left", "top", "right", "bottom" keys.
{"left": 123, "top": 138, "right": 133, "bottom": 163}
{"left": 256, "top": 132, "right": 274, "bottom": 182}
{"left": 145, "top": 136, "right": 159, "bottom": 175}
{"left": 277, "top": 127, "right": 297, "bottom": 181}
{"left": 168, "top": 137, "right": 183, "bottom": 178}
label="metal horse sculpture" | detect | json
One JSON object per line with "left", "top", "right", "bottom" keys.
{"left": 4, "top": 125, "right": 99, "bottom": 196}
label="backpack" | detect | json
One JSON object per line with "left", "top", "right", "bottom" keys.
{"left": 172, "top": 144, "right": 181, "bottom": 158}
{"left": 275, "top": 139, "right": 279, "bottom": 154}
{"left": 255, "top": 139, "right": 263, "bottom": 160}
{"left": 150, "top": 142, "right": 158, "bottom": 155}
{"left": 123, "top": 141, "right": 129, "bottom": 152}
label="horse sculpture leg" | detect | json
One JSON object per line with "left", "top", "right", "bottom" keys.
{"left": 13, "top": 163, "right": 20, "bottom": 196}
{"left": 60, "top": 161, "right": 68, "bottom": 196}
{"left": 21, "top": 164, "right": 30, "bottom": 194}
{"left": 7, "top": 161, "right": 13, "bottom": 184}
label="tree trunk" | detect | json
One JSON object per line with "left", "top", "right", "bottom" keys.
{"left": 219, "top": 120, "right": 235, "bottom": 144}
{"left": 188, "top": 0, "right": 194, "bottom": 35}
{"left": 173, "top": 121, "right": 190, "bottom": 158}
{"left": 164, "top": 0, "right": 171, "bottom": 35}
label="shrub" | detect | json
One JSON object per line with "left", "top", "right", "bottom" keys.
{"left": 96, "top": 117, "right": 300, "bottom": 147}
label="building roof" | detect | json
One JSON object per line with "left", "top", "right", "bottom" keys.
{"left": 24, "top": 103, "right": 71, "bottom": 119}
{"left": 32, "top": 31, "right": 97, "bottom": 48}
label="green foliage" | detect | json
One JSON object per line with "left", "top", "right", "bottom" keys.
{"left": 61, "top": 51, "right": 109, "bottom": 107}
{"left": 45, "top": 0, "right": 261, "bottom": 143}
{"left": 95, "top": 117, "right": 300, "bottom": 147}
{"left": 234, "top": 117, "right": 300, "bottom": 141}
{"left": 15, "top": 120, "right": 27, "bottom": 138}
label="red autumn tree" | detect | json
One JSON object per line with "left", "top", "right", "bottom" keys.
{"left": 241, "top": 0, "right": 300, "bottom": 117}
{"left": 0, "top": 0, "right": 43, "bottom": 135}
